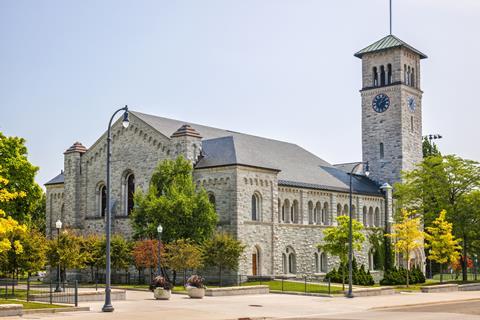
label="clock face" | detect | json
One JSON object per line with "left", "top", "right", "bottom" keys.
{"left": 407, "top": 96, "right": 416, "bottom": 112}
{"left": 372, "top": 94, "right": 390, "bottom": 113}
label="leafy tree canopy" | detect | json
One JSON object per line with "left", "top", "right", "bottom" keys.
{"left": 202, "top": 232, "right": 245, "bottom": 280}
{"left": 131, "top": 156, "right": 217, "bottom": 242}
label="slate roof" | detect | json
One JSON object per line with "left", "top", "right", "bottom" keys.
{"left": 132, "top": 111, "right": 382, "bottom": 196}
{"left": 354, "top": 34, "right": 427, "bottom": 59}
{"left": 45, "top": 172, "right": 64, "bottom": 186}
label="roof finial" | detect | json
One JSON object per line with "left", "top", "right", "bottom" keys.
{"left": 389, "top": 0, "right": 392, "bottom": 35}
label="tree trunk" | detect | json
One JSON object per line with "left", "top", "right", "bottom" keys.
{"left": 406, "top": 253, "right": 410, "bottom": 287}
{"left": 342, "top": 264, "right": 345, "bottom": 291}
{"left": 172, "top": 270, "right": 177, "bottom": 286}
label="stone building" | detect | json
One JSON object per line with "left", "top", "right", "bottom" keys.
{"left": 45, "top": 34, "right": 427, "bottom": 278}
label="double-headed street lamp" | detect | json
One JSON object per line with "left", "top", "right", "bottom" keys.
{"left": 157, "top": 224, "right": 163, "bottom": 276}
{"left": 55, "top": 219, "right": 63, "bottom": 292}
{"left": 102, "top": 106, "right": 129, "bottom": 313}
{"left": 346, "top": 161, "right": 369, "bottom": 298}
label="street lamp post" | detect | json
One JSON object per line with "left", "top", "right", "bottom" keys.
{"left": 55, "top": 219, "right": 63, "bottom": 292}
{"left": 157, "top": 224, "right": 163, "bottom": 276}
{"left": 102, "top": 106, "right": 129, "bottom": 313}
{"left": 346, "top": 162, "right": 369, "bottom": 298}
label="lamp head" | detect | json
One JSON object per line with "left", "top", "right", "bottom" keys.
{"left": 157, "top": 224, "right": 163, "bottom": 234}
{"left": 364, "top": 162, "right": 370, "bottom": 177}
{"left": 122, "top": 106, "right": 130, "bottom": 128}
{"left": 55, "top": 219, "right": 62, "bottom": 229}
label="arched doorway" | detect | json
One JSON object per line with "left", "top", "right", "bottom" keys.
{"left": 252, "top": 246, "right": 260, "bottom": 276}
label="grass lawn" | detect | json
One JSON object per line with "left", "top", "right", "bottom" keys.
{"left": 244, "top": 280, "right": 343, "bottom": 294}
{"left": 0, "top": 299, "right": 64, "bottom": 309}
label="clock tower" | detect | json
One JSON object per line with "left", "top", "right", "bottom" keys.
{"left": 355, "top": 35, "right": 427, "bottom": 185}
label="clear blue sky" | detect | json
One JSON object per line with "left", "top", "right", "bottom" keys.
{"left": 1, "top": 0, "right": 479, "bottom": 186}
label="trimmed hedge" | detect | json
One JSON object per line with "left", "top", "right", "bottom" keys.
{"left": 380, "top": 265, "right": 426, "bottom": 285}
{"left": 325, "top": 259, "right": 374, "bottom": 286}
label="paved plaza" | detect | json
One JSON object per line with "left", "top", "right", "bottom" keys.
{"left": 5, "top": 290, "right": 480, "bottom": 320}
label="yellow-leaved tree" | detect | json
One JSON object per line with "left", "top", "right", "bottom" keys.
{"left": 0, "top": 176, "right": 27, "bottom": 254}
{"left": 424, "top": 210, "right": 461, "bottom": 283}
{"left": 388, "top": 209, "right": 423, "bottom": 287}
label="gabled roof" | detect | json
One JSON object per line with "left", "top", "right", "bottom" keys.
{"left": 354, "top": 34, "right": 427, "bottom": 59}
{"left": 45, "top": 172, "right": 64, "bottom": 186}
{"left": 132, "top": 111, "right": 382, "bottom": 196}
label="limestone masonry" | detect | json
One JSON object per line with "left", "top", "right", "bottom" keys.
{"left": 45, "top": 34, "right": 426, "bottom": 278}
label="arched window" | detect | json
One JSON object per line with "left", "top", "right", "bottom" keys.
{"left": 380, "top": 65, "right": 386, "bottom": 86}
{"left": 404, "top": 64, "right": 407, "bottom": 84}
{"left": 283, "top": 199, "right": 290, "bottom": 223}
{"left": 278, "top": 199, "right": 282, "bottom": 223}
{"left": 320, "top": 252, "right": 328, "bottom": 273}
{"left": 387, "top": 64, "right": 392, "bottom": 84}
{"left": 374, "top": 207, "right": 381, "bottom": 227}
{"left": 372, "top": 67, "right": 378, "bottom": 86}
{"left": 286, "top": 247, "right": 296, "bottom": 274}
{"left": 343, "top": 204, "right": 349, "bottom": 216}
{"left": 411, "top": 67, "right": 415, "bottom": 87}
{"left": 352, "top": 205, "right": 356, "bottom": 220}
{"left": 282, "top": 253, "right": 287, "bottom": 274}
{"left": 363, "top": 206, "right": 368, "bottom": 226}
{"left": 251, "top": 193, "right": 261, "bottom": 221}
{"left": 407, "top": 66, "right": 411, "bottom": 86}
{"left": 291, "top": 200, "right": 299, "bottom": 223}
{"left": 314, "top": 252, "right": 319, "bottom": 273}
{"left": 380, "top": 142, "right": 384, "bottom": 159}
{"left": 322, "top": 202, "right": 329, "bottom": 225}
{"left": 368, "top": 207, "right": 374, "bottom": 227}
{"left": 100, "top": 184, "right": 107, "bottom": 217}
{"left": 337, "top": 204, "right": 342, "bottom": 217}
{"left": 208, "top": 193, "right": 216, "bottom": 210}
{"left": 315, "top": 202, "right": 322, "bottom": 224}
{"left": 308, "top": 201, "right": 314, "bottom": 224}
{"left": 124, "top": 172, "right": 135, "bottom": 215}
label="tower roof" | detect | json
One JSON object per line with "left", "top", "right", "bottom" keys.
{"left": 354, "top": 34, "right": 427, "bottom": 59}
{"left": 170, "top": 124, "right": 202, "bottom": 139}
{"left": 64, "top": 141, "right": 87, "bottom": 154}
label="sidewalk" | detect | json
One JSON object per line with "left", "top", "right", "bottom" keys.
{"left": 4, "top": 289, "right": 480, "bottom": 320}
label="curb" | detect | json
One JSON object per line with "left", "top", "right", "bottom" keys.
{"left": 23, "top": 306, "right": 90, "bottom": 314}
{"left": 370, "top": 297, "right": 480, "bottom": 310}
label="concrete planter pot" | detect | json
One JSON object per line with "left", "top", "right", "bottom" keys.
{"left": 153, "top": 288, "right": 171, "bottom": 300}
{"left": 187, "top": 287, "right": 205, "bottom": 299}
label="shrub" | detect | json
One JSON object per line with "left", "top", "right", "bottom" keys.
{"left": 380, "top": 266, "right": 426, "bottom": 285}
{"left": 150, "top": 276, "right": 173, "bottom": 291}
{"left": 185, "top": 275, "right": 206, "bottom": 289}
{"left": 325, "top": 259, "right": 374, "bottom": 286}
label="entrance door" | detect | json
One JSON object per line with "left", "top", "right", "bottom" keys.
{"left": 252, "top": 253, "right": 257, "bottom": 275}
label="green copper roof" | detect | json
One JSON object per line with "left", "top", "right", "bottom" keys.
{"left": 355, "top": 34, "right": 427, "bottom": 59}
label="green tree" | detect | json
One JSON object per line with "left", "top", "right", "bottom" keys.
{"left": 422, "top": 137, "right": 441, "bottom": 158}
{"left": 81, "top": 234, "right": 103, "bottom": 282}
{"left": 0, "top": 132, "right": 43, "bottom": 225}
{"left": 318, "top": 215, "right": 365, "bottom": 290}
{"left": 100, "top": 235, "right": 132, "bottom": 273}
{"left": 17, "top": 228, "right": 48, "bottom": 277}
{"left": 164, "top": 239, "right": 203, "bottom": 285}
{"left": 395, "top": 155, "right": 480, "bottom": 281}
{"left": 47, "top": 230, "right": 86, "bottom": 281}
{"left": 203, "top": 232, "right": 245, "bottom": 285}
{"left": 388, "top": 209, "right": 423, "bottom": 287}
{"left": 424, "top": 210, "right": 461, "bottom": 283}
{"left": 131, "top": 157, "right": 217, "bottom": 242}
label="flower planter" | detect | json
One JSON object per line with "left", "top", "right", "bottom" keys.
{"left": 187, "top": 287, "right": 205, "bottom": 299}
{"left": 154, "top": 288, "right": 171, "bottom": 300}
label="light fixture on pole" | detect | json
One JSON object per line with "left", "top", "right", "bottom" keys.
{"left": 102, "top": 106, "right": 129, "bottom": 313}
{"left": 347, "top": 161, "right": 369, "bottom": 298}
{"left": 157, "top": 224, "right": 163, "bottom": 276}
{"left": 55, "top": 219, "right": 63, "bottom": 292}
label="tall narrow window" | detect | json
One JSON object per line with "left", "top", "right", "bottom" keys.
{"left": 291, "top": 200, "right": 299, "bottom": 223}
{"left": 251, "top": 193, "right": 260, "bottom": 221}
{"left": 208, "top": 193, "right": 216, "bottom": 210}
{"left": 411, "top": 67, "right": 415, "bottom": 87}
{"left": 308, "top": 201, "right": 314, "bottom": 224}
{"left": 380, "top": 65, "right": 386, "bottom": 86}
{"left": 363, "top": 206, "right": 368, "bottom": 226}
{"left": 404, "top": 64, "right": 407, "bottom": 84}
{"left": 386, "top": 64, "right": 392, "bottom": 84}
{"left": 126, "top": 173, "right": 135, "bottom": 215}
{"left": 380, "top": 142, "right": 384, "bottom": 159}
{"left": 315, "top": 202, "right": 322, "bottom": 224}
{"left": 373, "top": 67, "right": 378, "bottom": 86}
{"left": 320, "top": 252, "right": 328, "bottom": 272}
{"left": 314, "top": 252, "right": 319, "bottom": 273}
{"left": 322, "top": 202, "right": 329, "bottom": 225}
{"left": 411, "top": 116, "right": 414, "bottom": 132}
{"left": 407, "top": 66, "right": 411, "bottom": 85}
{"left": 100, "top": 185, "right": 107, "bottom": 217}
